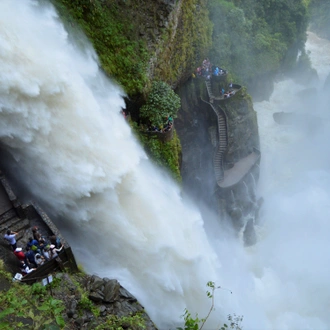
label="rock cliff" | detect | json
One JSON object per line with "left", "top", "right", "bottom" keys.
{"left": 176, "top": 73, "right": 261, "bottom": 245}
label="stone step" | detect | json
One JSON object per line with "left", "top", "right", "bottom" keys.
{"left": 0, "top": 217, "right": 30, "bottom": 236}
{"left": 0, "top": 215, "right": 21, "bottom": 232}
{"left": 0, "top": 209, "right": 17, "bottom": 226}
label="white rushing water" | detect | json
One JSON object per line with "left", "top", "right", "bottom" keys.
{"left": 1, "top": 1, "right": 330, "bottom": 329}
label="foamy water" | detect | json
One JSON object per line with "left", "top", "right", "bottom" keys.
{"left": 1, "top": 1, "right": 330, "bottom": 329}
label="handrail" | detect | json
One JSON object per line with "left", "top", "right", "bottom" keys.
{"left": 142, "top": 123, "right": 174, "bottom": 142}
{"left": 201, "top": 98, "right": 229, "bottom": 184}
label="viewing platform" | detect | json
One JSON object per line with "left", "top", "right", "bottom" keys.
{"left": 205, "top": 80, "right": 242, "bottom": 102}
{"left": 219, "top": 150, "right": 260, "bottom": 188}
{"left": 0, "top": 169, "right": 78, "bottom": 284}
{"left": 142, "top": 122, "right": 174, "bottom": 142}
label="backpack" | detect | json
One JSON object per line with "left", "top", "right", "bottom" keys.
{"left": 31, "top": 245, "right": 38, "bottom": 252}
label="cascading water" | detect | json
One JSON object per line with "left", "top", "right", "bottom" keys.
{"left": 1, "top": 1, "right": 330, "bottom": 329}
{"left": 0, "top": 1, "right": 226, "bottom": 328}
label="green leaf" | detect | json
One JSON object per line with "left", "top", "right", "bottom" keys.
{"left": 55, "top": 315, "right": 65, "bottom": 327}
{"left": 0, "top": 308, "right": 15, "bottom": 319}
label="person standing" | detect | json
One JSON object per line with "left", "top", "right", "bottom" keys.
{"left": 4, "top": 229, "right": 18, "bottom": 250}
{"left": 49, "top": 244, "right": 63, "bottom": 259}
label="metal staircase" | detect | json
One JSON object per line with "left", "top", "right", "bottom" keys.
{"left": 201, "top": 98, "right": 228, "bottom": 184}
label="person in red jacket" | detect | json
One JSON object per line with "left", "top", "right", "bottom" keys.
{"left": 14, "top": 247, "right": 26, "bottom": 262}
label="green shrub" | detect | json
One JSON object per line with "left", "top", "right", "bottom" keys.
{"left": 139, "top": 81, "right": 181, "bottom": 128}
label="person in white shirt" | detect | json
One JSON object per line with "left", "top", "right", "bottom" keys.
{"left": 35, "top": 253, "right": 45, "bottom": 267}
{"left": 4, "top": 229, "right": 18, "bottom": 250}
{"left": 49, "top": 244, "right": 63, "bottom": 259}
{"left": 19, "top": 261, "right": 36, "bottom": 275}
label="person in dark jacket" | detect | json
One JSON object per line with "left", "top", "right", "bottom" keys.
{"left": 25, "top": 247, "right": 37, "bottom": 268}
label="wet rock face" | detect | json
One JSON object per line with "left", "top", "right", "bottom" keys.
{"left": 53, "top": 273, "right": 157, "bottom": 330}
{"left": 247, "top": 72, "right": 275, "bottom": 102}
{"left": 177, "top": 77, "right": 261, "bottom": 238}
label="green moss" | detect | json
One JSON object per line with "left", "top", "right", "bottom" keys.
{"left": 131, "top": 122, "right": 182, "bottom": 182}
{"left": 153, "top": 0, "right": 213, "bottom": 85}
{"left": 51, "top": 0, "right": 149, "bottom": 95}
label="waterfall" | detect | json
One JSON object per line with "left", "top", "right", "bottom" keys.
{"left": 0, "top": 1, "right": 226, "bottom": 328}
{"left": 1, "top": 1, "right": 330, "bottom": 329}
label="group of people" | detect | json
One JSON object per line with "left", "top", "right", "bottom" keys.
{"left": 220, "top": 83, "right": 235, "bottom": 98}
{"left": 147, "top": 115, "right": 173, "bottom": 133}
{"left": 195, "top": 59, "right": 227, "bottom": 80}
{"left": 213, "top": 66, "right": 226, "bottom": 76}
{"left": 196, "top": 58, "right": 212, "bottom": 79}
{"left": 4, "top": 226, "right": 64, "bottom": 276}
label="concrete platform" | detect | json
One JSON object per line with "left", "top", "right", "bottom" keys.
{"left": 219, "top": 151, "right": 260, "bottom": 188}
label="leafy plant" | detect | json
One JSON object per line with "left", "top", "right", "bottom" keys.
{"left": 177, "top": 282, "right": 243, "bottom": 330}
{"left": 0, "top": 278, "right": 66, "bottom": 329}
{"left": 31, "top": 282, "right": 47, "bottom": 296}
{"left": 139, "top": 81, "right": 181, "bottom": 127}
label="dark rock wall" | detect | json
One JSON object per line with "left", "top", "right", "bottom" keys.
{"left": 176, "top": 76, "right": 261, "bottom": 243}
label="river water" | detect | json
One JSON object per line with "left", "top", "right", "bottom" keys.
{"left": 0, "top": 1, "right": 330, "bottom": 329}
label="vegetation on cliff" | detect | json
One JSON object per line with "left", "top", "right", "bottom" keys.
{"left": 139, "top": 81, "right": 180, "bottom": 128}
{"left": 132, "top": 125, "right": 182, "bottom": 182}
{"left": 207, "top": 0, "right": 309, "bottom": 84}
{"left": 152, "top": 0, "right": 213, "bottom": 87}
{"left": 0, "top": 261, "right": 150, "bottom": 329}
{"left": 49, "top": 0, "right": 312, "bottom": 179}
{"left": 50, "top": 0, "right": 213, "bottom": 181}
{"left": 50, "top": 0, "right": 150, "bottom": 95}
